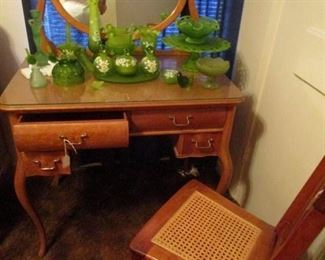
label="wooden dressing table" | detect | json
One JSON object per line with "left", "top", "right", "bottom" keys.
{"left": 0, "top": 55, "right": 242, "bottom": 256}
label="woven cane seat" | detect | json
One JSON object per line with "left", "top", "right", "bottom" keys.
{"left": 131, "top": 159, "right": 325, "bottom": 260}
{"left": 130, "top": 180, "right": 275, "bottom": 260}
{"left": 151, "top": 191, "right": 261, "bottom": 260}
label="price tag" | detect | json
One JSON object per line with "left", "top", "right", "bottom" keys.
{"left": 61, "top": 138, "right": 76, "bottom": 168}
{"left": 62, "top": 154, "right": 70, "bottom": 168}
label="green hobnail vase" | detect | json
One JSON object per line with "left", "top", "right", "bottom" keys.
{"left": 52, "top": 60, "right": 85, "bottom": 86}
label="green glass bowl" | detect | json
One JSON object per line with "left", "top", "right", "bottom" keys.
{"left": 176, "top": 16, "right": 219, "bottom": 42}
{"left": 196, "top": 57, "right": 230, "bottom": 77}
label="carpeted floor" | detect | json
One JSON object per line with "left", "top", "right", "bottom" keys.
{"left": 0, "top": 137, "right": 220, "bottom": 259}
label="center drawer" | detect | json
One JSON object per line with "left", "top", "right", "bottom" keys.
{"left": 129, "top": 107, "right": 227, "bottom": 134}
{"left": 13, "top": 112, "right": 129, "bottom": 151}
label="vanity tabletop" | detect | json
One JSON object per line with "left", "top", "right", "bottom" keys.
{"left": 0, "top": 56, "right": 243, "bottom": 112}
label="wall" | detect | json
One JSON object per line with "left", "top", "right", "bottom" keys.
{"left": 0, "top": 0, "right": 28, "bottom": 179}
{"left": 231, "top": 0, "right": 325, "bottom": 257}
{"left": 0, "top": 0, "right": 28, "bottom": 90}
{"left": 101, "top": 0, "right": 117, "bottom": 26}
{"left": 116, "top": 0, "right": 177, "bottom": 27}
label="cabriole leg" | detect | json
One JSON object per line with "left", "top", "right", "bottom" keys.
{"left": 14, "top": 153, "right": 47, "bottom": 257}
{"left": 216, "top": 151, "right": 233, "bottom": 194}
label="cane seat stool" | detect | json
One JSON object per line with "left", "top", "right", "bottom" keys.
{"left": 130, "top": 157, "right": 325, "bottom": 260}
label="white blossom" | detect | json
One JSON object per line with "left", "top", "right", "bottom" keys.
{"left": 142, "top": 57, "right": 158, "bottom": 73}
{"left": 164, "top": 69, "right": 178, "bottom": 79}
{"left": 94, "top": 56, "right": 111, "bottom": 73}
{"left": 115, "top": 57, "right": 137, "bottom": 68}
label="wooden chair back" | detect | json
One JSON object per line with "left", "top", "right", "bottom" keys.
{"left": 272, "top": 157, "right": 325, "bottom": 259}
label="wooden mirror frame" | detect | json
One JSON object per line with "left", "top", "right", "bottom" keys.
{"left": 50, "top": 0, "right": 187, "bottom": 33}
{"left": 36, "top": 0, "right": 199, "bottom": 53}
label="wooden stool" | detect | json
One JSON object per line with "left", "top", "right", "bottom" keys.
{"left": 130, "top": 157, "right": 325, "bottom": 260}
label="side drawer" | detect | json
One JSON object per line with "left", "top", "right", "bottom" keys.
{"left": 13, "top": 112, "right": 129, "bottom": 151}
{"left": 129, "top": 108, "right": 227, "bottom": 134}
{"left": 22, "top": 151, "right": 71, "bottom": 177}
{"left": 173, "top": 133, "right": 222, "bottom": 158}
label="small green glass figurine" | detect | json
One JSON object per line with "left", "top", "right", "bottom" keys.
{"left": 25, "top": 49, "right": 48, "bottom": 88}
{"left": 30, "top": 65, "right": 48, "bottom": 88}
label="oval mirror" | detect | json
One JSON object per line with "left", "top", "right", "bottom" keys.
{"left": 48, "top": 0, "right": 187, "bottom": 33}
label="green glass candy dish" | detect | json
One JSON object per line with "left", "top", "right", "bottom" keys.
{"left": 163, "top": 34, "right": 230, "bottom": 72}
{"left": 163, "top": 15, "right": 230, "bottom": 72}
{"left": 196, "top": 57, "right": 230, "bottom": 89}
{"left": 176, "top": 15, "right": 219, "bottom": 44}
{"left": 163, "top": 34, "right": 230, "bottom": 53}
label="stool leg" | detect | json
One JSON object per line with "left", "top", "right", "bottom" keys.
{"left": 14, "top": 154, "right": 47, "bottom": 257}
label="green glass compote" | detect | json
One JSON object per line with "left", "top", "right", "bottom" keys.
{"left": 196, "top": 57, "right": 230, "bottom": 89}
{"left": 163, "top": 16, "right": 230, "bottom": 72}
{"left": 176, "top": 16, "right": 219, "bottom": 44}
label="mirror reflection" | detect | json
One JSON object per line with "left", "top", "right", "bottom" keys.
{"left": 58, "top": 0, "right": 178, "bottom": 27}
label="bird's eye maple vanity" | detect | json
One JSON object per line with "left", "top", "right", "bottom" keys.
{"left": 0, "top": 56, "right": 242, "bottom": 256}
{"left": 0, "top": 0, "right": 243, "bottom": 257}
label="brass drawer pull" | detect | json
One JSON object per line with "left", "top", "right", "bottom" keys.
{"left": 33, "top": 158, "right": 61, "bottom": 171}
{"left": 192, "top": 138, "right": 214, "bottom": 149}
{"left": 59, "top": 133, "right": 88, "bottom": 145}
{"left": 168, "top": 115, "right": 193, "bottom": 127}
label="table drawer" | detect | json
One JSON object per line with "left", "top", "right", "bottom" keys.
{"left": 173, "top": 133, "right": 222, "bottom": 158}
{"left": 13, "top": 112, "right": 129, "bottom": 151}
{"left": 130, "top": 108, "right": 227, "bottom": 134}
{"left": 22, "top": 151, "right": 71, "bottom": 177}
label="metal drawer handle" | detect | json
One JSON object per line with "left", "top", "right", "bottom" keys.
{"left": 192, "top": 138, "right": 214, "bottom": 149}
{"left": 168, "top": 115, "right": 193, "bottom": 127}
{"left": 33, "top": 158, "right": 61, "bottom": 171}
{"left": 59, "top": 133, "right": 88, "bottom": 145}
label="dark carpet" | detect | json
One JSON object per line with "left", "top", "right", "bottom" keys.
{"left": 0, "top": 137, "right": 220, "bottom": 259}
